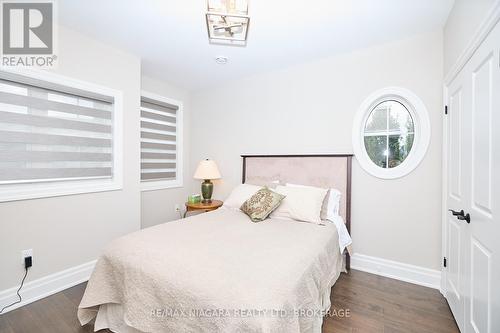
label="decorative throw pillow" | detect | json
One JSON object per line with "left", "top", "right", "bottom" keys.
{"left": 240, "top": 188, "right": 286, "bottom": 222}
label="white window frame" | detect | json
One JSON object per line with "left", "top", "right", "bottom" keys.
{"left": 140, "top": 90, "right": 183, "bottom": 191}
{"left": 0, "top": 68, "right": 123, "bottom": 202}
{"left": 352, "top": 87, "right": 430, "bottom": 179}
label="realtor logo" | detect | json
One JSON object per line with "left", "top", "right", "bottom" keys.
{"left": 1, "top": 0, "right": 57, "bottom": 67}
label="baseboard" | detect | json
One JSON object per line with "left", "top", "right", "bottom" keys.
{"left": 351, "top": 254, "right": 441, "bottom": 289}
{"left": 0, "top": 260, "right": 96, "bottom": 314}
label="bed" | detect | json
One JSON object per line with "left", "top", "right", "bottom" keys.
{"left": 78, "top": 154, "right": 353, "bottom": 333}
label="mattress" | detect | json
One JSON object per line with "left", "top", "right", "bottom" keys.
{"left": 78, "top": 208, "right": 343, "bottom": 332}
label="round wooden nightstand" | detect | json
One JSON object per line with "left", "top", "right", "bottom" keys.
{"left": 184, "top": 200, "right": 223, "bottom": 218}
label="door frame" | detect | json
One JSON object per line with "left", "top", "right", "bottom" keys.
{"left": 441, "top": 85, "right": 448, "bottom": 296}
{"left": 441, "top": 0, "right": 500, "bottom": 297}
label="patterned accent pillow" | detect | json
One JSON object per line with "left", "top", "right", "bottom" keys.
{"left": 240, "top": 188, "right": 286, "bottom": 222}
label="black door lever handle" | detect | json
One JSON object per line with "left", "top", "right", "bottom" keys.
{"left": 457, "top": 213, "right": 471, "bottom": 224}
{"left": 449, "top": 209, "right": 464, "bottom": 216}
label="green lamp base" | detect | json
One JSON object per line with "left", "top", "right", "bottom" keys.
{"left": 201, "top": 179, "right": 213, "bottom": 203}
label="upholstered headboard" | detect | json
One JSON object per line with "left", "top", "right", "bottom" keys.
{"left": 241, "top": 154, "right": 353, "bottom": 269}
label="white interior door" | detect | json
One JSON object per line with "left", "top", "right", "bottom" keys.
{"left": 463, "top": 20, "right": 500, "bottom": 333}
{"left": 445, "top": 20, "right": 500, "bottom": 333}
{"left": 446, "top": 64, "right": 468, "bottom": 332}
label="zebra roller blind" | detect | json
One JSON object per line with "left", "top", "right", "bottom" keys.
{"left": 140, "top": 96, "right": 178, "bottom": 181}
{"left": 0, "top": 72, "right": 114, "bottom": 184}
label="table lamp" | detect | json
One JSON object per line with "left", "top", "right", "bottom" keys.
{"left": 193, "top": 159, "right": 221, "bottom": 203}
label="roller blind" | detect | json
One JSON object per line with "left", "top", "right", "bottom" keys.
{"left": 0, "top": 73, "right": 114, "bottom": 184}
{"left": 140, "top": 97, "right": 178, "bottom": 181}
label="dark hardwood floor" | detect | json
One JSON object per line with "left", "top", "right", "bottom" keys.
{"left": 324, "top": 270, "right": 459, "bottom": 333}
{"left": 0, "top": 269, "right": 458, "bottom": 333}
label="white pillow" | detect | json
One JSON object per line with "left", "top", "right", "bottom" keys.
{"left": 286, "top": 183, "right": 341, "bottom": 219}
{"left": 271, "top": 185, "right": 328, "bottom": 224}
{"left": 223, "top": 184, "right": 262, "bottom": 209}
{"left": 326, "top": 188, "right": 342, "bottom": 218}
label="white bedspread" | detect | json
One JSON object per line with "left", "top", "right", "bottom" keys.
{"left": 78, "top": 209, "right": 343, "bottom": 333}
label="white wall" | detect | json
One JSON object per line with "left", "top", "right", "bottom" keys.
{"left": 444, "top": 0, "right": 496, "bottom": 75}
{"left": 190, "top": 31, "right": 444, "bottom": 270}
{"left": 140, "top": 76, "right": 191, "bottom": 228}
{"left": 0, "top": 25, "right": 141, "bottom": 291}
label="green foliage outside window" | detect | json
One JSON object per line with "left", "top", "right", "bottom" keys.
{"left": 364, "top": 100, "right": 414, "bottom": 169}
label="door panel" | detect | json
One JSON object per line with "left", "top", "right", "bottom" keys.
{"left": 446, "top": 72, "right": 467, "bottom": 331}
{"left": 464, "top": 20, "right": 499, "bottom": 333}
{"left": 448, "top": 218, "right": 461, "bottom": 300}
{"left": 445, "top": 17, "right": 500, "bottom": 333}
{"left": 471, "top": 54, "right": 493, "bottom": 216}
{"left": 449, "top": 88, "right": 462, "bottom": 200}
{"left": 470, "top": 238, "right": 491, "bottom": 333}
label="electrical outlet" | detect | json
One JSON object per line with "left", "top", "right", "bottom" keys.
{"left": 21, "top": 249, "right": 33, "bottom": 265}
{"left": 174, "top": 204, "right": 180, "bottom": 212}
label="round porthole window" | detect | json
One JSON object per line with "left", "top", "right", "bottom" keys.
{"left": 352, "top": 87, "right": 430, "bottom": 179}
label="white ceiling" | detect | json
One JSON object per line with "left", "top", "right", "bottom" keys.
{"left": 59, "top": 0, "right": 454, "bottom": 91}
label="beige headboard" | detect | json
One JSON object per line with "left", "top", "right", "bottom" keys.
{"left": 242, "top": 154, "right": 352, "bottom": 226}
{"left": 242, "top": 154, "right": 353, "bottom": 269}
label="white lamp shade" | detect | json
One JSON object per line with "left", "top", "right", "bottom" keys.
{"left": 193, "top": 159, "right": 222, "bottom": 180}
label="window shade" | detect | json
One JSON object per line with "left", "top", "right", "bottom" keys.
{"left": 140, "top": 97, "right": 178, "bottom": 181}
{"left": 0, "top": 73, "right": 114, "bottom": 184}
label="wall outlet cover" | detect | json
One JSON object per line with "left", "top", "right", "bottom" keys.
{"left": 21, "top": 248, "right": 33, "bottom": 265}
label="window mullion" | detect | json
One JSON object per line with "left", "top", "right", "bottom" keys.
{"left": 386, "top": 107, "right": 389, "bottom": 168}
